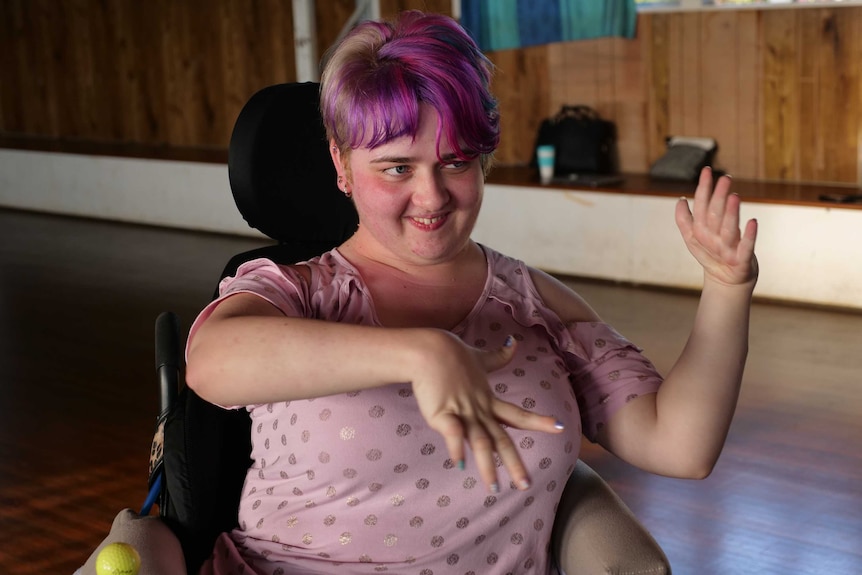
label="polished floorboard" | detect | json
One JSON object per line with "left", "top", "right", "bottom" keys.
{"left": 0, "top": 208, "right": 859, "bottom": 574}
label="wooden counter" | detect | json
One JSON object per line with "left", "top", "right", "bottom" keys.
{"left": 487, "top": 166, "right": 862, "bottom": 210}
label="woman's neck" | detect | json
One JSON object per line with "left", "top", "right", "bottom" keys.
{"left": 339, "top": 235, "right": 484, "bottom": 286}
{"left": 337, "top": 238, "right": 488, "bottom": 329}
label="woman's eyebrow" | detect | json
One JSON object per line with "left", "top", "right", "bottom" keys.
{"left": 370, "top": 155, "right": 413, "bottom": 164}
{"left": 369, "top": 152, "right": 473, "bottom": 164}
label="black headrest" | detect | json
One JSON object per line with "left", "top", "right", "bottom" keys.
{"left": 227, "top": 82, "right": 359, "bottom": 243}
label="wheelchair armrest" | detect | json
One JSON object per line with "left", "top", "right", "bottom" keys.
{"left": 551, "top": 460, "right": 671, "bottom": 575}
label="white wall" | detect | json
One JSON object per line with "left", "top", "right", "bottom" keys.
{"left": 2, "top": 148, "right": 859, "bottom": 310}
{"left": 0, "top": 148, "right": 264, "bottom": 238}
{"left": 474, "top": 185, "right": 862, "bottom": 310}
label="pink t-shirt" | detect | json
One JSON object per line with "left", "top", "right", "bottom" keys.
{"left": 192, "top": 245, "right": 662, "bottom": 575}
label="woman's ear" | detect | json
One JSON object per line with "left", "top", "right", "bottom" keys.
{"left": 330, "top": 139, "right": 352, "bottom": 188}
{"left": 329, "top": 139, "right": 345, "bottom": 176}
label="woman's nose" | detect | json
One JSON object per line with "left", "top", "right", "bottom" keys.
{"left": 412, "top": 172, "right": 449, "bottom": 210}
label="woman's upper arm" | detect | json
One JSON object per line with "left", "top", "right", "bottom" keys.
{"left": 207, "top": 291, "right": 287, "bottom": 321}
{"left": 529, "top": 267, "right": 668, "bottom": 470}
{"left": 187, "top": 263, "right": 311, "bottom": 354}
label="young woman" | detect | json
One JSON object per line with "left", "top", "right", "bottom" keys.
{"left": 184, "top": 11, "right": 758, "bottom": 575}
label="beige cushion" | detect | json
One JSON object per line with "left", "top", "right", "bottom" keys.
{"left": 78, "top": 509, "right": 186, "bottom": 575}
{"left": 552, "top": 460, "right": 671, "bottom": 575}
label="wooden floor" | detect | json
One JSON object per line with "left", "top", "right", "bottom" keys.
{"left": 0, "top": 208, "right": 859, "bottom": 574}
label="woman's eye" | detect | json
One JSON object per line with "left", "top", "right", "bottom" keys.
{"left": 383, "top": 165, "right": 410, "bottom": 176}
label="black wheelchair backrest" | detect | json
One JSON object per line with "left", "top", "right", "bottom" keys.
{"left": 161, "top": 82, "right": 360, "bottom": 572}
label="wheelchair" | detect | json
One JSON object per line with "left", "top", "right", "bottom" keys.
{"left": 79, "top": 82, "right": 671, "bottom": 575}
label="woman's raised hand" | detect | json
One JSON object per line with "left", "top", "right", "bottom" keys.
{"left": 409, "top": 331, "right": 564, "bottom": 494}
{"left": 675, "top": 167, "right": 759, "bottom": 287}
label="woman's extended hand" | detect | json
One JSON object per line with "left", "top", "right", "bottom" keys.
{"left": 410, "top": 331, "right": 564, "bottom": 493}
{"left": 675, "top": 167, "right": 759, "bottom": 286}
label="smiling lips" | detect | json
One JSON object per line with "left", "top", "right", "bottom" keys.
{"left": 410, "top": 214, "right": 447, "bottom": 229}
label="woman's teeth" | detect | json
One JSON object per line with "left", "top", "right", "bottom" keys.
{"left": 413, "top": 216, "right": 442, "bottom": 225}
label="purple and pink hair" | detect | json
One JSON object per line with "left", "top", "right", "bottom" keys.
{"left": 320, "top": 11, "right": 500, "bottom": 172}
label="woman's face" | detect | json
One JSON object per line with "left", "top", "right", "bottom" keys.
{"left": 333, "top": 104, "right": 484, "bottom": 268}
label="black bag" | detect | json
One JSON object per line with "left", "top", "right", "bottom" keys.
{"left": 649, "top": 136, "right": 718, "bottom": 182}
{"left": 533, "top": 105, "right": 619, "bottom": 175}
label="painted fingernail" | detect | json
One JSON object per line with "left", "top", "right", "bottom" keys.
{"left": 490, "top": 483, "right": 500, "bottom": 493}
{"left": 457, "top": 459, "right": 465, "bottom": 471}
{"left": 519, "top": 479, "right": 532, "bottom": 490}
{"left": 554, "top": 420, "right": 565, "bottom": 430}
{"left": 504, "top": 335, "right": 514, "bottom": 347}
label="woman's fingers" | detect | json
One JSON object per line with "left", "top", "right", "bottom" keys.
{"left": 463, "top": 410, "right": 535, "bottom": 493}
{"left": 705, "top": 176, "right": 731, "bottom": 233}
{"left": 719, "top": 191, "right": 742, "bottom": 246}
{"left": 464, "top": 417, "right": 506, "bottom": 492}
{"left": 417, "top": 334, "right": 567, "bottom": 493}
{"left": 432, "top": 411, "right": 528, "bottom": 493}
{"left": 493, "top": 399, "right": 564, "bottom": 434}
{"left": 431, "top": 402, "right": 563, "bottom": 493}
{"left": 691, "top": 166, "right": 714, "bottom": 228}
{"left": 434, "top": 412, "right": 467, "bottom": 471}
{"left": 676, "top": 167, "right": 758, "bottom": 285}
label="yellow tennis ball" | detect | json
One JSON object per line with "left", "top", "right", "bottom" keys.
{"left": 95, "top": 542, "right": 141, "bottom": 575}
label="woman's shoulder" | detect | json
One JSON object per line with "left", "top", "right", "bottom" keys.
{"left": 226, "top": 248, "right": 354, "bottom": 285}
{"left": 213, "top": 249, "right": 372, "bottom": 324}
{"left": 481, "top": 245, "right": 599, "bottom": 324}
{"left": 527, "top": 267, "right": 600, "bottom": 324}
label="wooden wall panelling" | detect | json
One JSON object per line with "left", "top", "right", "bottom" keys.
{"left": 593, "top": 38, "right": 617, "bottom": 108}
{"left": 647, "top": 12, "right": 711, "bottom": 166}
{"left": 645, "top": 14, "right": 671, "bottom": 167}
{"left": 110, "top": 1, "right": 166, "bottom": 145}
{"left": 612, "top": 36, "right": 649, "bottom": 173}
{"left": 161, "top": 0, "right": 196, "bottom": 146}
{"left": 315, "top": 0, "right": 354, "bottom": 65}
{"left": 197, "top": 0, "right": 229, "bottom": 147}
{"left": 700, "top": 10, "right": 741, "bottom": 175}
{"left": 662, "top": 14, "right": 683, "bottom": 140}
{"left": 735, "top": 11, "right": 763, "bottom": 180}
{"left": 2, "top": 1, "right": 47, "bottom": 136}
{"left": 0, "top": 2, "right": 16, "bottom": 131}
{"left": 64, "top": 1, "right": 95, "bottom": 139}
{"left": 379, "top": 0, "right": 453, "bottom": 19}
{"left": 218, "top": 0, "right": 298, "bottom": 147}
{"left": 87, "top": 0, "right": 127, "bottom": 140}
{"left": 817, "top": 9, "right": 860, "bottom": 184}
{"left": 31, "top": 0, "right": 67, "bottom": 137}
{"left": 679, "top": 13, "right": 704, "bottom": 138}
{"left": 488, "top": 46, "right": 550, "bottom": 166}
{"left": 799, "top": 10, "right": 823, "bottom": 182}
{"left": 112, "top": 1, "right": 149, "bottom": 144}
{"left": 800, "top": 9, "right": 854, "bottom": 184}
{"left": 140, "top": 2, "right": 173, "bottom": 145}
{"left": 0, "top": 0, "right": 303, "bottom": 149}
{"left": 3, "top": 1, "right": 861, "bottom": 186}
{"left": 14, "top": 1, "right": 51, "bottom": 136}
{"left": 762, "top": 9, "right": 800, "bottom": 181}
{"left": 857, "top": 11, "right": 862, "bottom": 186}
{"left": 545, "top": 42, "right": 567, "bottom": 116}
{"left": 53, "top": 1, "right": 96, "bottom": 139}
{"left": 554, "top": 39, "right": 605, "bottom": 109}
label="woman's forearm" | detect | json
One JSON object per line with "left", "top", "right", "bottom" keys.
{"left": 185, "top": 301, "right": 436, "bottom": 407}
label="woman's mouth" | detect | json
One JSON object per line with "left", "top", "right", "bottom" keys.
{"left": 409, "top": 214, "right": 447, "bottom": 229}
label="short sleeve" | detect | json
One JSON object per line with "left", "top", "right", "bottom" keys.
{"left": 186, "top": 258, "right": 310, "bottom": 360}
{"left": 565, "top": 322, "right": 663, "bottom": 442}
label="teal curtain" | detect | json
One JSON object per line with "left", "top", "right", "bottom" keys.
{"left": 461, "top": 0, "right": 637, "bottom": 52}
